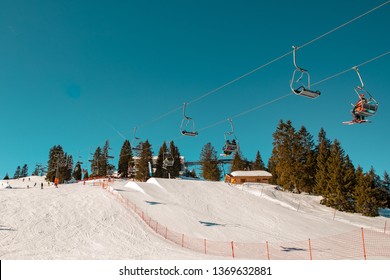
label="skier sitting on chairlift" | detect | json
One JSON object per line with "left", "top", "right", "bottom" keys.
{"left": 224, "top": 140, "right": 232, "bottom": 155}
{"left": 352, "top": 94, "right": 367, "bottom": 122}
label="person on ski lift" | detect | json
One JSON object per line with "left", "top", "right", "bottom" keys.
{"left": 225, "top": 140, "right": 231, "bottom": 149}
{"left": 224, "top": 140, "right": 232, "bottom": 155}
{"left": 352, "top": 93, "right": 366, "bottom": 122}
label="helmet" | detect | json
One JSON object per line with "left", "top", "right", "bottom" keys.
{"left": 360, "top": 93, "right": 365, "bottom": 97}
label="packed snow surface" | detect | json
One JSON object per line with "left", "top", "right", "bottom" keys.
{"left": 0, "top": 176, "right": 388, "bottom": 259}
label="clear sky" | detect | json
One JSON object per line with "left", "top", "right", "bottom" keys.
{"left": 0, "top": 0, "right": 389, "bottom": 178}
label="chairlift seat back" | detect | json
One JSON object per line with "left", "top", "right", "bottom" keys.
{"left": 356, "top": 101, "right": 378, "bottom": 117}
{"left": 223, "top": 143, "right": 238, "bottom": 153}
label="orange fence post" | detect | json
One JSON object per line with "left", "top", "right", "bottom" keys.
{"left": 231, "top": 241, "right": 235, "bottom": 258}
{"left": 142, "top": 211, "right": 144, "bottom": 221}
{"left": 308, "top": 238, "right": 312, "bottom": 260}
{"left": 266, "top": 241, "right": 270, "bottom": 260}
{"left": 181, "top": 234, "right": 184, "bottom": 247}
{"left": 361, "top": 227, "right": 367, "bottom": 260}
{"left": 204, "top": 239, "right": 207, "bottom": 255}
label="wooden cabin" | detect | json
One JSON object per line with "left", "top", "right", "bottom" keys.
{"left": 224, "top": 170, "right": 272, "bottom": 184}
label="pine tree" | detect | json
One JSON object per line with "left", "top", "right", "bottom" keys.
{"left": 13, "top": 166, "right": 21, "bottom": 179}
{"left": 314, "top": 128, "right": 331, "bottom": 195}
{"left": 341, "top": 155, "right": 356, "bottom": 212}
{"left": 354, "top": 166, "right": 367, "bottom": 213}
{"left": 46, "top": 145, "right": 66, "bottom": 182}
{"left": 83, "top": 170, "right": 89, "bottom": 180}
{"left": 383, "top": 171, "right": 390, "bottom": 190}
{"left": 267, "top": 158, "right": 277, "bottom": 184}
{"left": 3, "top": 173, "right": 10, "bottom": 180}
{"left": 135, "top": 140, "right": 153, "bottom": 182}
{"left": 54, "top": 153, "right": 73, "bottom": 183}
{"left": 382, "top": 171, "right": 390, "bottom": 208}
{"left": 100, "top": 140, "right": 113, "bottom": 176}
{"left": 167, "top": 141, "right": 182, "bottom": 178}
{"left": 323, "top": 139, "right": 348, "bottom": 209}
{"left": 64, "top": 155, "right": 73, "bottom": 181}
{"left": 90, "top": 147, "right": 102, "bottom": 177}
{"left": 268, "top": 120, "right": 296, "bottom": 191}
{"left": 230, "top": 151, "right": 246, "bottom": 172}
{"left": 73, "top": 161, "right": 82, "bottom": 180}
{"left": 154, "top": 142, "right": 168, "bottom": 178}
{"left": 354, "top": 167, "right": 387, "bottom": 216}
{"left": 200, "top": 142, "right": 221, "bottom": 181}
{"left": 252, "top": 151, "right": 265, "bottom": 170}
{"left": 21, "top": 164, "right": 28, "bottom": 178}
{"left": 117, "top": 140, "right": 133, "bottom": 178}
{"left": 33, "top": 163, "right": 46, "bottom": 176}
{"left": 293, "top": 126, "right": 316, "bottom": 193}
{"left": 32, "top": 164, "right": 40, "bottom": 176}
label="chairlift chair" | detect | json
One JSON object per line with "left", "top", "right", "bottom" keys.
{"left": 131, "top": 127, "right": 144, "bottom": 154}
{"left": 180, "top": 102, "right": 198, "bottom": 136}
{"left": 290, "top": 46, "right": 321, "bottom": 99}
{"left": 163, "top": 152, "right": 174, "bottom": 169}
{"left": 221, "top": 119, "right": 239, "bottom": 156}
{"left": 351, "top": 66, "right": 378, "bottom": 118}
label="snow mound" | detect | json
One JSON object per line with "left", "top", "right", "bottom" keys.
{"left": 123, "top": 181, "right": 146, "bottom": 194}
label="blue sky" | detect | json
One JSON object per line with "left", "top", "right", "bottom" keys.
{"left": 0, "top": 0, "right": 389, "bottom": 178}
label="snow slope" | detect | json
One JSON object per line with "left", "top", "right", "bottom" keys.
{"left": 0, "top": 177, "right": 210, "bottom": 259}
{"left": 0, "top": 176, "right": 389, "bottom": 259}
{"left": 116, "top": 178, "right": 388, "bottom": 243}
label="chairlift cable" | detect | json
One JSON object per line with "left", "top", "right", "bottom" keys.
{"left": 131, "top": 1, "right": 389, "bottom": 131}
{"left": 299, "top": 1, "right": 390, "bottom": 49}
{"left": 138, "top": 105, "right": 183, "bottom": 129}
{"left": 193, "top": 51, "right": 389, "bottom": 134}
{"left": 311, "top": 51, "right": 390, "bottom": 87}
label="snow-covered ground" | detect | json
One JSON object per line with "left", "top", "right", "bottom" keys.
{"left": 0, "top": 176, "right": 389, "bottom": 259}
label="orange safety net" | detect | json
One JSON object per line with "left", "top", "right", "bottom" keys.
{"left": 104, "top": 185, "right": 390, "bottom": 260}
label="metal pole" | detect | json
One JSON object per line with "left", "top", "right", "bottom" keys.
{"left": 266, "top": 241, "right": 270, "bottom": 260}
{"left": 361, "top": 228, "right": 367, "bottom": 260}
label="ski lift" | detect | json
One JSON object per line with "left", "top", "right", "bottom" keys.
{"left": 180, "top": 102, "right": 198, "bottom": 136}
{"left": 132, "top": 127, "right": 144, "bottom": 154}
{"left": 221, "top": 119, "right": 239, "bottom": 157}
{"left": 351, "top": 66, "right": 378, "bottom": 117}
{"left": 290, "top": 46, "right": 321, "bottom": 99}
{"left": 163, "top": 152, "right": 174, "bottom": 169}
{"left": 128, "top": 165, "right": 136, "bottom": 176}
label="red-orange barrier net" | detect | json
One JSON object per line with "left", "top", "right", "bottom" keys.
{"left": 105, "top": 186, "right": 390, "bottom": 260}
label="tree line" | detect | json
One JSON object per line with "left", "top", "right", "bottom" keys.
{"left": 4, "top": 119, "right": 389, "bottom": 216}
{"left": 267, "top": 120, "right": 390, "bottom": 216}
